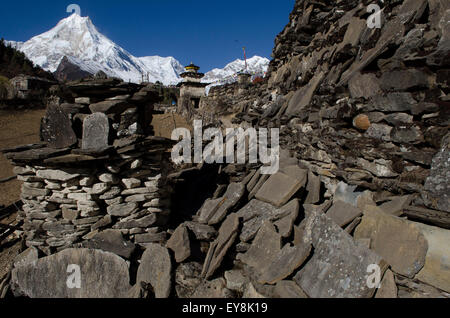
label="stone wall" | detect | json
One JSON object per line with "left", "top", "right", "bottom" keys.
{"left": 10, "top": 140, "right": 173, "bottom": 254}
{"left": 2, "top": 76, "right": 176, "bottom": 255}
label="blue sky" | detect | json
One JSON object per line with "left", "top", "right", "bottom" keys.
{"left": 0, "top": 0, "right": 294, "bottom": 71}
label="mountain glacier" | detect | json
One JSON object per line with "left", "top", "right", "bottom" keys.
{"left": 8, "top": 13, "right": 269, "bottom": 86}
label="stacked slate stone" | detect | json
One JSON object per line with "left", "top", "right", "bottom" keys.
{"left": 2, "top": 77, "right": 175, "bottom": 255}
{"left": 213, "top": 0, "right": 450, "bottom": 214}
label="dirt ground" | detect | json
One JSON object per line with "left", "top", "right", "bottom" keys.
{"left": 151, "top": 113, "right": 192, "bottom": 139}
{"left": 0, "top": 109, "right": 45, "bottom": 207}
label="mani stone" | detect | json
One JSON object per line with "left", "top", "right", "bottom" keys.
{"left": 354, "top": 209, "right": 428, "bottom": 278}
{"left": 166, "top": 225, "right": 191, "bottom": 263}
{"left": 202, "top": 214, "right": 240, "bottom": 279}
{"left": 255, "top": 172, "right": 303, "bottom": 207}
{"left": 40, "top": 104, "right": 77, "bottom": 149}
{"left": 82, "top": 113, "right": 110, "bottom": 151}
{"left": 11, "top": 249, "right": 131, "bottom": 298}
{"left": 13, "top": 247, "right": 39, "bottom": 269}
{"left": 294, "top": 212, "right": 387, "bottom": 298}
{"left": 326, "top": 200, "right": 363, "bottom": 228}
{"left": 137, "top": 244, "right": 172, "bottom": 298}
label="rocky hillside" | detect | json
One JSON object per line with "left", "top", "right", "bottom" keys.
{"left": 0, "top": 0, "right": 449, "bottom": 299}
{"left": 0, "top": 40, "right": 54, "bottom": 80}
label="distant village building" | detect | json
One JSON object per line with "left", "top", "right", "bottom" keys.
{"left": 178, "top": 63, "right": 208, "bottom": 112}
{"left": 9, "top": 75, "right": 55, "bottom": 100}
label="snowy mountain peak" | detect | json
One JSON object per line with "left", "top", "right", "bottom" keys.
{"left": 9, "top": 14, "right": 270, "bottom": 87}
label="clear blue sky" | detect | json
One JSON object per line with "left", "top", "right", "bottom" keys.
{"left": 0, "top": 0, "right": 294, "bottom": 71}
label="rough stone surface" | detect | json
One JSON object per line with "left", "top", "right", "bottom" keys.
{"left": 423, "top": 133, "right": 450, "bottom": 212}
{"left": 136, "top": 243, "right": 172, "bottom": 298}
{"left": 255, "top": 172, "right": 302, "bottom": 207}
{"left": 273, "top": 281, "right": 308, "bottom": 298}
{"left": 375, "top": 270, "right": 398, "bottom": 298}
{"left": 82, "top": 229, "right": 136, "bottom": 259}
{"left": 237, "top": 221, "right": 282, "bottom": 275}
{"left": 167, "top": 225, "right": 191, "bottom": 263}
{"left": 326, "top": 200, "right": 363, "bottom": 227}
{"left": 354, "top": 210, "right": 428, "bottom": 278}
{"left": 202, "top": 214, "right": 240, "bottom": 279}
{"left": 82, "top": 113, "right": 110, "bottom": 151}
{"left": 11, "top": 249, "right": 131, "bottom": 298}
{"left": 40, "top": 104, "right": 77, "bottom": 149}
{"left": 294, "top": 212, "right": 387, "bottom": 298}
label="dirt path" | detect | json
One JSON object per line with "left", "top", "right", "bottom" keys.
{"left": 0, "top": 109, "right": 45, "bottom": 207}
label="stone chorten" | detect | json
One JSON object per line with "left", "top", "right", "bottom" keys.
{"left": 178, "top": 63, "right": 208, "bottom": 110}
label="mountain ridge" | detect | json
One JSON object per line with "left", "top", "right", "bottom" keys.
{"left": 8, "top": 14, "right": 270, "bottom": 86}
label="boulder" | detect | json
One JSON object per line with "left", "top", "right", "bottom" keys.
{"left": 11, "top": 248, "right": 131, "bottom": 298}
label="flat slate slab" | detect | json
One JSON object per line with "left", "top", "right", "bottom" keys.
{"left": 354, "top": 209, "right": 428, "bottom": 278}
{"left": 202, "top": 214, "right": 240, "bottom": 279}
{"left": 326, "top": 200, "right": 363, "bottom": 227}
{"left": 255, "top": 172, "right": 303, "bottom": 207}
{"left": 237, "top": 221, "right": 282, "bottom": 275}
{"left": 259, "top": 243, "right": 312, "bottom": 285}
{"left": 11, "top": 248, "right": 132, "bottom": 298}
{"left": 82, "top": 229, "right": 136, "bottom": 259}
{"left": 167, "top": 225, "right": 191, "bottom": 263}
{"left": 237, "top": 199, "right": 299, "bottom": 243}
{"left": 5, "top": 147, "right": 70, "bottom": 162}
{"left": 136, "top": 243, "right": 172, "bottom": 298}
{"left": 41, "top": 104, "right": 78, "bottom": 149}
{"left": 82, "top": 113, "right": 110, "bottom": 151}
{"left": 196, "top": 183, "right": 245, "bottom": 225}
{"left": 294, "top": 212, "right": 387, "bottom": 298}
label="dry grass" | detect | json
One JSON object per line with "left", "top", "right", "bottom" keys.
{"left": 151, "top": 113, "right": 192, "bottom": 139}
{"left": 0, "top": 109, "right": 45, "bottom": 206}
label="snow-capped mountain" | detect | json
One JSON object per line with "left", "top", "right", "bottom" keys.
{"left": 203, "top": 56, "right": 270, "bottom": 84}
{"left": 8, "top": 13, "right": 270, "bottom": 87}
{"left": 202, "top": 56, "right": 270, "bottom": 93}
{"left": 9, "top": 14, "right": 184, "bottom": 85}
